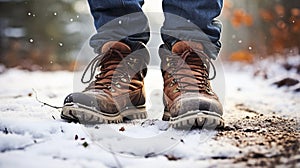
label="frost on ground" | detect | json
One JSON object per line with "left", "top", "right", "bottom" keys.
{"left": 0, "top": 56, "right": 299, "bottom": 168}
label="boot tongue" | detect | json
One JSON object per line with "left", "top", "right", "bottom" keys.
{"left": 101, "top": 41, "right": 131, "bottom": 53}
{"left": 172, "top": 41, "right": 204, "bottom": 54}
{"left": 172, "top": 41, "right": 208, "bottom": 67}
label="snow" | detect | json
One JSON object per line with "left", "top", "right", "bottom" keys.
{"left": 223, "top": 57, "right": 299, "bottom": 119}
{"left": 0, "top": 57, "right": 299, "bottom": 167}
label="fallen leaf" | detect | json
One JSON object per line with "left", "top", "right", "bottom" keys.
{"left": 273, "top": 78, "right": 299, "bottom": 87}
{"left": 119, "top": 127, "right": 125, "bottom": 132}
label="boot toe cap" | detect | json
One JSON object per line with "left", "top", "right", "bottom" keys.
{"left": 169, "top": 93, "right": 223, "bottom": 117}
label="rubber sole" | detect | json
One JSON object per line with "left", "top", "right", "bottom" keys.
{"left": 61, "top": 103, "right": 147, "bottom": 124}
{"left": 169, "top": 110, "right": 224, "bottom": 129}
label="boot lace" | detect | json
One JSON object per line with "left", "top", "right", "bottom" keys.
{"left": 81, "top": 49, "right": 139, "bottom": 92}
{"left": 165, "top": 48, "right": 216, "bottom": 94}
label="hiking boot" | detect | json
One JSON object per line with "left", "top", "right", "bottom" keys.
{"left": 61, "top": 41, "right": 149, "bottom": 124}
{"left": 159, "top": 41, "right": 224, "bottom": 129}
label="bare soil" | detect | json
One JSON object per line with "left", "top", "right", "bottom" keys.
{"left": 215, "top": 104, "right": 300, "bottom": 167}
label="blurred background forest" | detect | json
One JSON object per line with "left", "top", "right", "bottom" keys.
{"left": 221, "top": 0, "right": 300, "bottom": 63}
{"left": 0, "top": 0, "right": 93, "bottom": 70}
{"left": 0, "top": 0, "right": 299, "bottom": 71}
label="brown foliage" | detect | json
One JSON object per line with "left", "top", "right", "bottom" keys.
{"left": 260, "top": 9, "right": 274, "bottom": 22}
{"left": 223, "top": 0, "right": 300, "bottom": 62}
{"left": 231, "top": 9, "right": 253, "bottom": 28}
{"left": 229, "top": 50, "right": 254, "bottom": 63}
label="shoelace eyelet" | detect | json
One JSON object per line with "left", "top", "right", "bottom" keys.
{"left": 206, "top": 88, "right": 214, "bottom": 95}
{"left": 121, "top": 77, "right": 127, "bottom": 82}
{"left": 166, "top": 57, "right": 170, "bottom": 62}
{"left": 115, "top": 83, "right": 121, "bottom": 88}
{"left": 173, "top": 87, "right": 180, "bottom": 93}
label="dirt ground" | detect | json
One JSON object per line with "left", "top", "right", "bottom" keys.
{"left": 215, "top": 104, "right": 300, "bottom": 167}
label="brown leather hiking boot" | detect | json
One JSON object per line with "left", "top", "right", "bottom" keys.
{"left": 61, "top": 41, "right": 149, "bottom": 124}
{"left": 159, "top": 41, "right": 224, "bottom": 129}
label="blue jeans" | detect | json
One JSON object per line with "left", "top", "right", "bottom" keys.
{"left": 88, "top": 0, "right": 223, "bottom": 59}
